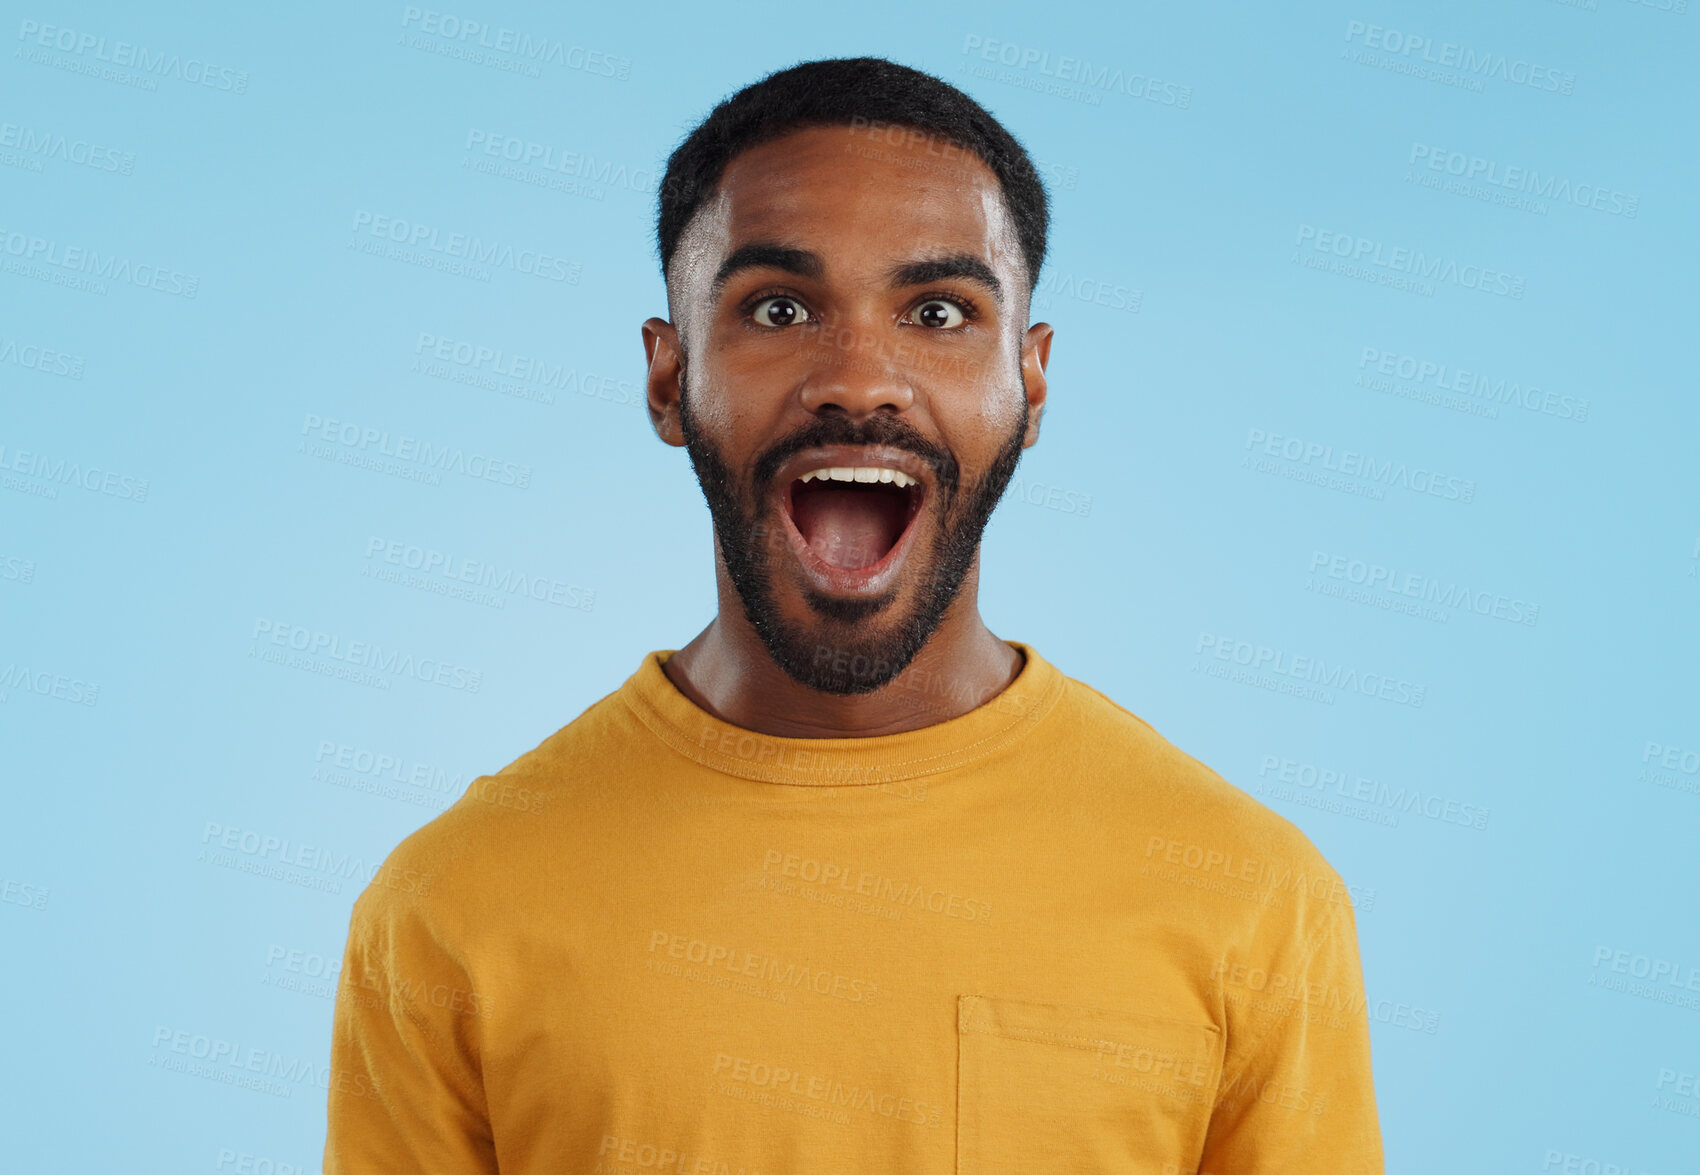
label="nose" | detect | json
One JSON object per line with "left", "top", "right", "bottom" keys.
{"left": 797, "top": 326, "right": 916, "bottom": 418}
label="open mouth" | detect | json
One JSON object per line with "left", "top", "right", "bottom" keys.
{"left": 783, "top": 464, "right": 925, "bottom": 574}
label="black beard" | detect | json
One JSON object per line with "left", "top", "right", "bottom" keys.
{"left": 678, "top": 374, "right": 1027, "bottom": 696}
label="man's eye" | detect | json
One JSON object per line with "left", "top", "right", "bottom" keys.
{"left": 751, "top": 296, "right": 809, "bottom": 327}
{"left": 910, "top": 299, "right": 966, "bottom": 329}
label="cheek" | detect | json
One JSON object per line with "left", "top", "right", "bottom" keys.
{"left": 685, "top": 373, "right": 790, "bottom": 485}
{"left": 687, "top": 362, "right": 765, "bottom": 439}
{"left": 950, "top": 377, "right": 1026, "bottom": 447}
{"left": 931, "top": 384, "right": 1025, "bottom": 499}
{"left": 688, "top": 391, "right": 740, "bottom": 437}
{"left": 981, "top": 389, "right": 1026, "bottom": 433}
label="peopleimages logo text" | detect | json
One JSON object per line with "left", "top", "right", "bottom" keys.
{"left": 0, "top": 227, "right": 199, "bottom": 296}
{"left": 251, "top": 618, "right": 482, "bottom": 692}
{"left": 463, "top": 131, "right": 654, "bottom": 192}
{"left": 959, "top": 34, "right": 1192, "bottom": 106}
{"left": 1358, "top": 348, "right": 1588, "bottom": 423}
{"left": 0, "top": 121, "right": 136, "bottom": 174}
{"left": 1244, "top": 429, "right": 1475, "bottom": 504}
{"left": 1344, "top": 21, "right": 1575, "bottom": 94}
{"left": 1308, "top": 551, "right": 1539, "bottom": 626}
{"left": 15, "top": 19, "right": 251, "bottom": 92}
{"left": 399, "top": 7, "right": 631, "bottom": 78}
{"left": 1409, "top": 145, "right": 1637, "bottom": 218}
{"left": 300, "top": 414, "right": 530, "bottom": 488}
{"left": 350, "top": 211, "right": 579, "bottom": 283}
{"left": 1295, "top": 225, "right": 1524, "bottom": 299}
{"left": 1196, "top": 633, "right": 1427, "bottom": 708}
{"left": 0, "top": 442, "right": 149, "bottom": 501}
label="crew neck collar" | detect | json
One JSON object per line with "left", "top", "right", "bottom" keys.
{"left": 619, "top": 641, "right": 1065, "bottom": 786}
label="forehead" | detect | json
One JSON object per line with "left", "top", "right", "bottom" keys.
{"left": 684, "top": 123, "right": 1021, "bottom": 285}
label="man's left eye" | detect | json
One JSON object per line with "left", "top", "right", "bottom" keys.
{"left": 910, "top": 299, "right": 966, "bottom": 329}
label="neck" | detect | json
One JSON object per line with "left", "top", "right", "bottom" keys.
{"left": 661, "top": 563, "right": 1023, "bottom": 739}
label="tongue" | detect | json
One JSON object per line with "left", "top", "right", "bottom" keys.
{"left": 790, "top": 483, "right": 909, "bottom": 570}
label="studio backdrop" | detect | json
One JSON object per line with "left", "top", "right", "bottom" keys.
{"left": 2, "top": 1, "right": 1696, "bottom": 1171}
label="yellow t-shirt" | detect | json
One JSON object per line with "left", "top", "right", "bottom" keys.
{"left": 324, "top": 643, "right": 1384, "bottom": 1174}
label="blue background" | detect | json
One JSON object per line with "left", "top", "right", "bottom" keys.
{"left": 3, "top": 1, "right": 1696, "bottom": 1171}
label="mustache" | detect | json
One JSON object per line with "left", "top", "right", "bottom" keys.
{"left": 751, "top": 413, "right": 959, "bottom": 498}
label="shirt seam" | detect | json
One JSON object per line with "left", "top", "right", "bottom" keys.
{"left": 1215, "top": 898, "right": 1351, "bottom": 1091}
{"left": 619, "top": 667, "right": 1067, "bottom": 785}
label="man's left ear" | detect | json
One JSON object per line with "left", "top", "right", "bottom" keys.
{"left": 1020, "top": 322, "right": 1054, "bottom": 448}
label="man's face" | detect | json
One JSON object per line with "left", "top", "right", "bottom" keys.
{"left": 654, "top": 123, "right": 1049, "bottom": 695}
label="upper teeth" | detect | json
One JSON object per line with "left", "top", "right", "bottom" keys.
{"left": 798, "top": 467, "right": 917, "bottom": 488}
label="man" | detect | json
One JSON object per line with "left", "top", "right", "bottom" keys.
{"left": 325, "top": 57, "right": 1384, "bottom": 1174}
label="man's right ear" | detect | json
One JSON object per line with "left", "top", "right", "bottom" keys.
{"left": 641, "top": 317, "right": 686, "bottom": 448}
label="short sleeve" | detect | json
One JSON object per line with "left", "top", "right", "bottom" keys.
{"left": 1197, "top": 896, "right": 1385, "bottom": 1174}
{"left": 323, "top": 876, "right": 498, "bottom": 1174}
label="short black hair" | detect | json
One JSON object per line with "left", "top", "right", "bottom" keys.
{"left": 655, "top": 56, "right": 1049, "bottom": 297}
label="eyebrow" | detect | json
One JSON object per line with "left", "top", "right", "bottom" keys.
{"left": 710, "top": 243, "right": 823, "bottom": 302}
{"left": 888, "top": 253, "right": 1004, "bottom": 309}
{"left": 709, "top": 241, "right": 1004, "bottom": 309}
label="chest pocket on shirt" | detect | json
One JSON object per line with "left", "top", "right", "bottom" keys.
{"left": 956, "top": 994, "right": 1222, "bottom": 1175}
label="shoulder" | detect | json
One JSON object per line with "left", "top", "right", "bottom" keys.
{"left": 1056, "top": 673, "right": 1353, "bottom": 931}
{"left": 350, "top": 682, "right": 634, "bottom": 929}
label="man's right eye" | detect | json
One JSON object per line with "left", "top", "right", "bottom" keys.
{"left": 751, "top": 296, "right": 809, "bottom": 327}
